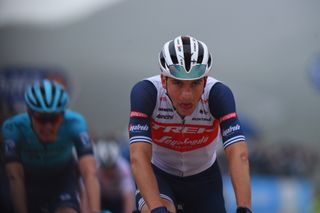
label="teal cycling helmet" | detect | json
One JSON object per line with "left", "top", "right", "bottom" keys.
{"left": 159, "top": 35, "right": 212, "bottom": 80}
{"left": 24, "top": 79, "right": 69, "bottom": 113}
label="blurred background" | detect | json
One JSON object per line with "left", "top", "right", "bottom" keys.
{"left": 1, "top": 0, "right": 320, "bottom": 212}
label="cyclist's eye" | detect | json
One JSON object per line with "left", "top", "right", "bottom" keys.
{"left": 192, "top": 80, "right": 202, "bottom": 87}
{"left": 172, "top": 80, "right": 182, "bottom": 86}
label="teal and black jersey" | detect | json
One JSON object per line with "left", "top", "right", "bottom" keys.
{"left": 2, "top": 110, "right": 93, "bottom": 177}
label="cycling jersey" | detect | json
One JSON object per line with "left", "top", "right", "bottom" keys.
{"left": 129, "top": 75, "right": 245, "bottom": 177}
{"left": 2, "top": 110, "right": 94, "bottom": 212}
{"left": 3, "top": 110, "right": 93, "bottom": 177}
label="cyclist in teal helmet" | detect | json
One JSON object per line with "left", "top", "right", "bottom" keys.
{"left": 24, "top": 79, "right": 69, "bottom": 142}
{"left": 3, "top": 79, "right": 101, "bottom": 213}
{"left": 24, "top": 79, "right": 69, "bottom": 113}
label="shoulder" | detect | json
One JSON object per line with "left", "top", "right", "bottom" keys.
{"left": 131, "top": 75, "right": 159, "bottom": 92}
{"left": 63, "top": 110, "right": 88, "bottom": 130}
{"left": 64, "top": 110, "right": 86, "bottom": 122}
{"left": 2, "top": 113, "right": 29, "bottom": 137}
{"left": 209, "top": 80, "right": 234, "bottom": 97}
{"left": 2, "top": 113, "right": 29, "bottom": 130}
{"left": 130, "top": 76, "right": 158, "bottom": 101}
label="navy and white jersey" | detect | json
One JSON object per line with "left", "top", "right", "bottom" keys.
{"left": 2, "top": 110, "right": 94, "bottom": 177}
{"left": 129, "top": 75, "right": 245, "bottom": 177}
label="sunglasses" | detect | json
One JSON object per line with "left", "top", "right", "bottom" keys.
{"left": 31, "top": 112, "right": 63, "bottom": 124}
{"left": 168, "top": 64, "right": 207, "bottom": 79}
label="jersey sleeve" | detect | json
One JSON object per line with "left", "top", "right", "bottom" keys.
{"left": 128, "top": 80, "right": 157, "bottom": 144}
{"left": 209, "top": 82, "right": 246, "bottom": 149}
{"left": 70, "top": 114, "right": 94, "bottom": 157}
{"left": 2, "top": 118, "right": 21, "bottom": 163}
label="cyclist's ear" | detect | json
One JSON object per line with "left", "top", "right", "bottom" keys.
{"left": 161, "top": 74, "right": 167, "bottom": 89}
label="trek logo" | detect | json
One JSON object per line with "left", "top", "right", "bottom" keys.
{"left": 151, "top": 120, "right": 220, "bottom": 152}
{"left": 156, "top": 114, "right": 174, "bottom": 119}
{"left": 223, "top": 124, "right": 240, "bottom": 137}
{"left": 152, "top": 124, "right": 214, "bottom": 134}
{"left": 129, "top": 124, "right": 149, "bottom": 132}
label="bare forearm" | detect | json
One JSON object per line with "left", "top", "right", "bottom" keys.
{"left": 79, "top": 155, "right": 101, "bottom": 212}
{"left": 131, "top": 158, "right": 163, "bottom": 210}
{"left": 9, "top": 178, "right": 28, "bottom": 213}
{"left": 226, "top": 142, "right": 251, "bottom": 208}
{"left": 229, "top": 155, "right": 251, "bottom": 207}
{"left": 6, "top": 163, "right": 28, "bottom": 213}
{"left": 83, "top": 175, "right": 100, "bottom": 212}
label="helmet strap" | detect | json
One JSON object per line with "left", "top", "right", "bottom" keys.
{"left": 203, "top": 76, "right": 208, "bottom": 93}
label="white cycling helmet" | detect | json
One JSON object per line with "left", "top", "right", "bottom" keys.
{"left": 159, "top": 35, "right": 213, "bottom": 80}
{"left": 95, "top": 140, "right": 120, "bottom": 168}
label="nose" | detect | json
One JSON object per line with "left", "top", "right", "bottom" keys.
{"left": 180, "top": 87, "right": 193, "bottom": 101}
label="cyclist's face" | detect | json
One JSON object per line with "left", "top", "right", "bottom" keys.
{"left": 29, "top": 111, "right": 64, "bottom": 142}
{"left": 161, "top": 75, "right": 206, "bottom": 117}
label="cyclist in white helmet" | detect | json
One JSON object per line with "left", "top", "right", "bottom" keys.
{"left": 94, "top": 140, "right": 135, "bottom": 213}
{"left": 129, "top": 35, "right": 252, "bottom": 213}
{"left": 2, "top": 79, "right": 101, "bottom": 213}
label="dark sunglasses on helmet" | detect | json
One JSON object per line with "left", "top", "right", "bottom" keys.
{"left": 30, "top": 112, "right": 64, "bottom": 124}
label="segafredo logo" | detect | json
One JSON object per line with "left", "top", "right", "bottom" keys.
{"left": 223, "top": 124, "right": 240, "bottom": 137}
{"left": 129, "top": 124, "right": 149, "bottom": 132}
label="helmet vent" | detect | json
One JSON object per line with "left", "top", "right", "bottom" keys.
{"left": 40, "top": 85, "right": 51, "bottom": 108}
{"left": 169, "top": 41, "right": 178, "bottom": 64}
{"left": 160, "top": 51, "right": 166, "bottom": 68}
{"left": 181, "top": 36, "right": 191, "bottom": 71}
{"left": 57, "top": 91, "right": 64, "bottom": 108}
{"left": 31, "top": 87, "right": 41, "bottom": 108}
{"left": 207, "top": 54, "right": 212, "bottom": 67}
{"left": 197, "top": 41, "right": 204, "bottom": 64}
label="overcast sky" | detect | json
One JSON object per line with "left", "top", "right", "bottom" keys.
{"left": 1, "top": 0, "right": 320, "bottom": 146}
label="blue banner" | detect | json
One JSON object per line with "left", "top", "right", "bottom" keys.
{"left": 223, "top": 175, "right": 313, "bottom": 213}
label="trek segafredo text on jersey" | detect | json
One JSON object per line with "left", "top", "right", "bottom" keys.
{"left": 129, "top": 75, "right": 245, "bottom": 177}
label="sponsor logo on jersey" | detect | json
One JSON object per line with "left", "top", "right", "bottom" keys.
{"left": 60, "top": 193, "right": 71, "bottom": 201}
{"left": 156, "top": 135, "right": 209, "bottom": 147}
{"left": 153, "top": 123, "right": 215, "bottom": 134}
{"left": 199, "top": 109, "right": 208, "bottom": 115}
{"left": 156, "top": 114, "right": 174, "bottom": 119}
{"left": 151, "top": 119, "right": 219, "bottom": 152}
{"left": 160, "top": 96, "right": 167, "bottom": 102}
{"left": 130, "top": 111, "right": 148, "bottom": 118}
{"left": 80, "top": 132, "right": 91, "bottom": 147}
{"left": 192, "top": 117, "right": 212, "bottom": 121}
{"left": 129, "top": 124, "right": 149, "bottom": 132}
{"left": 4, "top": 140, "right": 16, "bottom": 153}
{"left": 222, "top": 124, "right": 240, "bottom": 137}
{"left": 158, "top": 107, "right": 173, "bottom": 112}
{"left": 220, "top": 112, "right": 237, "bottom": 123}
